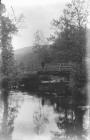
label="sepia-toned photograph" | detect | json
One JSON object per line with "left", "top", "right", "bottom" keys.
{"left": 0, "top": 0, "right": 90, "bottom": 139}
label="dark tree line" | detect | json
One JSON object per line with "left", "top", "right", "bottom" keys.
{"left": 50, "top": 0, "right": 88, "bottom": 63}
{"left": 48, "top": 0, "right": 88, "bottom": 92}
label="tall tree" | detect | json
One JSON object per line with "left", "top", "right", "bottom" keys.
{"left": 0, "top": 1, "right": 17, "bottom": 84}
{"left": 51, "top": 0, "right": 88, "bottom": 63}
{"left": 49, "top": 0, "right": 88, "bottom": 106}
{"left": 33, "top": 30, "right": 51, "bottom": 70}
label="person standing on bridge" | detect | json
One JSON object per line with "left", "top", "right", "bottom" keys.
{"left": 41, "top": 61, "right": 45, "bottom": 71}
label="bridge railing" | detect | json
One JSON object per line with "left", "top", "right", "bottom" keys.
{"left": 46, "top": 63, "right": 74, "bottom": 71}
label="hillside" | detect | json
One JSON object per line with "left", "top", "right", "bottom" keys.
{"left": 14, "top": 46, "right": 41, "bottom": 70}
{"left": 14, "top": 46, "right": 32, "bottom": 63}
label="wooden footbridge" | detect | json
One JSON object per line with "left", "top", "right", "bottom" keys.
{"left": 18, "top": 63, "right": 75, "bottom": 91}
{"left": 36, "top": 63, "right": 76, "bottom": 92}
{"left": 38, "top": 63, "right": 75, "bottom": 82}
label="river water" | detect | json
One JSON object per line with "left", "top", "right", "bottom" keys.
{"left": 0, "top": 88, "right": 89, "bottom": 140}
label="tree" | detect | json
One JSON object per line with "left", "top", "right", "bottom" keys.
{"left": 0, "top": 1, "right": 17, "bottom": 87}
{"left": 51, "top": 0, "right": 88, "bottom": 63}
{"left": 48, "top": 1, "right": 88, "bottom": 122}
{"left": 33, "top": 30, "right": 51, "bottom": 70}
{"left": 33, "top": 30, "right": 46, "bottom": 50}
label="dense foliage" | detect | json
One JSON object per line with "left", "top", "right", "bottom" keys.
{"left": 0, "top": 2, "right": 18, "bottom": 88}
{"left": 50, "top": 0, "right": 88, "bottom": 64}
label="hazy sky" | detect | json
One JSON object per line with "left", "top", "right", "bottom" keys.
{"left": 2, "top": 0, "right": 67, "bottom": 50}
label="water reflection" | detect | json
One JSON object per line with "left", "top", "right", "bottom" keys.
{"left": 33, "top": 100, "right": 49, "bottom": 135}
{"left": 0, "top": 89, "right": 23, "bottom": 140}
{"left": 0, "top": 88, "right": 88, "bottom": 140}
{"left": 30, "top": 90, "right": 88, "bottom": 139}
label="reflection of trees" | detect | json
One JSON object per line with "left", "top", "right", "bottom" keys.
{"left": 34, "top": 90, "right": 87, "bottom": 139}
{"left": 33, "top": 99, "right": 49, "bottom": 135}
{"left": 1, "top": 90, "right": 9, "bottom": 139}
{"left": 0, "top": 89, "right": 20, "bottom": 140}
